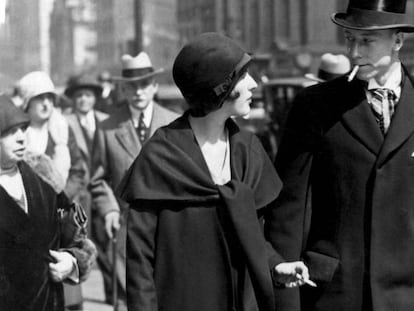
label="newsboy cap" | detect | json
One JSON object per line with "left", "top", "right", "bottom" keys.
{"left": 173, "top": 32, "right": 251, "bottom": 116}
{"left": 0, "top": 94, "right": 30, "bottom": 136}
{"left": 332, "top": 0, "right": 414, "bottom": 32}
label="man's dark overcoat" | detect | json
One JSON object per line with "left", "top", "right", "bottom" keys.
{"left": 0, "top": 162, "right": 90, "bottom": 311}
{"left": 265, "top": 69, "right": 414, "bottom": 311}
{"left": 117, "top": 114, "right": 284, "bottom": 311}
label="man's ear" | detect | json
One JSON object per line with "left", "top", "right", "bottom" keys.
{"left": 394, "top": 32, "right": 404, "bottom": 51}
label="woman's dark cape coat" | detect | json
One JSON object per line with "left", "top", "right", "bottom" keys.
{"left": 117, "top": 114, "right": 284, "bottom": 311}
{"left": 0, "top": 162, "right": 91, "bottom": 311}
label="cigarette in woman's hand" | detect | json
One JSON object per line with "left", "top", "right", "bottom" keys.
{"left": 296, "top": 273, "right": 317, "bottom": 287}
{"left": 347, "top": 65, "right": 359, "bottom": 82}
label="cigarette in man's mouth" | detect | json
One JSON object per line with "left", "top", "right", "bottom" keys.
{"left": 347, "top": 65, "right": 359, "bottom": 82}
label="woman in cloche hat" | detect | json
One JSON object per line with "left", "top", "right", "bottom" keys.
{"left": 117, "top": 32, "right": 311, "bottom": 311}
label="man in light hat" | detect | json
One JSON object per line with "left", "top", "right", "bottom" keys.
{"left": 267, "top": 1, "right": 414, "bottom": 310}
{"left": 304, "top": 53, "right": 351, "bottom": 83}
{"left": 89, "top": 51, "right": 180, "bottom": 305}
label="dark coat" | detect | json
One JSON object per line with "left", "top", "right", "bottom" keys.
{"left": 0, "top": 162, "right": 93, "bottom": 311}
{"left": 266, "top": 69, "right": 414, "bottom": 311}
{"left": 117, "top": 114, "right": 284, "bottom": 311}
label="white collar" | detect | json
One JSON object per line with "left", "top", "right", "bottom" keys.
{"left": 77, "top": 110, "right": 96, "bottom": 132}
{"left": 129, "top": 101, "right": 154, "bottom": 128}
{"left": 367, "top": 62, "right": 402, "bottom": 99}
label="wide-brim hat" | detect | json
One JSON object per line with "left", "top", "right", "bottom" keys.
{"left": 112, "top": 52, "right": 164, "bottom": 82}
{"left": 332, "top": 0, "right": 414, "bottom": 32}
{"left": 64, "top": 74, "right": 103, "bottom": 98}
{"left": 305, "top": 53, "right": 351, "bottom": 82}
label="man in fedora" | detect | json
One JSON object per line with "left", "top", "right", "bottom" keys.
{"left": 304, "top": 53, "right": 351, "bottom": 83}
{"left": 266, "top": 1, "right": 414, "bottom": 310}
{"left": 89, "top": 51, "right": 180, "bottom": 306}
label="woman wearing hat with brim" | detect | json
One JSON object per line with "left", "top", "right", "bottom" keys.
{"left": 269, "top": 1, "right": 414, "bottom": 311}
{"left": 0, "top": 94, "right": 96, "bottom": 311}
{"left": 117, "top": 32, "right": 311, "bottom": 311}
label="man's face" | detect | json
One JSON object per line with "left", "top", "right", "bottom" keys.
{"left": 122, "top": 78, "right": 158, "bottom": 110}
{"left": 73, "top": 88, "right": 96, "bottom": 114}
{"left": 27, "top": 93, "right": 54, "bottom": 124}
{"left": 344, "top": 29, "right": 403, "bottom": 83}
{"left": 0, "top": 125, "right": 27, "bottom": 168}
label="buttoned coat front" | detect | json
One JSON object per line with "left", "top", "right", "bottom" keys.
{"left": 266, "top": 69, "right": 414, "bottom": 311}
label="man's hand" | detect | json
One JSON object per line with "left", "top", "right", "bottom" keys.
{"left": 273, "top": 261, "right": 310, "bottom": 288}
{"left": 105, "top": 211, "right": 120, "bottom": 239}
{"left": 48, "top": 250, "right": 76, "bottom": 282}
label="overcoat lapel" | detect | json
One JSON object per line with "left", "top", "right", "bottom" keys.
{"left": 0, "top": 163, "right": 50, "bottom": 247}
{"left": 149, "top": 103, "right": 167, "bottom": 136}
{"left": 70, "top": 115, "right": 90, "bottom": 159}
{"left": 340, "top": 80, "right": 383, "bottom": 155}
{"left": 377, "top": 73, "right": 414, "bottom": 166}
{"left": 115, "top": 106, "right": 141, "bottom": 158}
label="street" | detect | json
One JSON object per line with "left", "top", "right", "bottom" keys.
{"left": 82, "top": 267, "right": 119, "bottom": 311}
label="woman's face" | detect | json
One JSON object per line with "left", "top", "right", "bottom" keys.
{"left": 0, "top": 125, "right": 27, "bottom": 168}
{"left": 226, "top": 72, "right": 257, "bottom": 117}
{"left": 27, "top": 93, "right": 54, "bottom": 124}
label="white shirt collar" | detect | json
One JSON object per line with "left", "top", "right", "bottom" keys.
{"left": 367, "top": 62, "right": 402, "bottom": 99}
{"left": 77, "top": 110, "right": 96, "bottom": 132}
{"left": 129, "top": 101, "right": 154, "bottom": 128}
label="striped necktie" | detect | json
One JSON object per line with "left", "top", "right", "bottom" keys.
{"left": 369, "top": 88, "right": 396, "bottom": 134}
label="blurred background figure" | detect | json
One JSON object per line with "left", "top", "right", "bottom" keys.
{"left": 304, "top": 53, "right": 351, "bottom": 83}
{"left": 64, "top": 74, "right": 110, "bottom": 310}
{"left": 90, "top": 51, "right": 180, "bottom": 309}
{"left": 16, "top": 70, "right": 87, "bottom": 311}
{"left": 95, "top": 70, "right": 118, "bottom": 115}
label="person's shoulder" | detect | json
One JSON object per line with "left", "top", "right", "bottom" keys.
{"left": 99, "top": 105, "right": 129, "bottom": 129}
{"left": 94, "top": 110, "right": 109, "bottom": 121}
{"left": 298, "top": 76, "right": 349, "bottom": 99}
{"left": 154, "top": 102, "right": 181, "bottom": 119}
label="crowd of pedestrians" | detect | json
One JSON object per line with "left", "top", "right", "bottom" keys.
{"left": 2, "top": 1, "right": 414, "bottom": 311}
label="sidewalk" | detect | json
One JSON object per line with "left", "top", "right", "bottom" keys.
{"left": 82, "top": 267, "right": 113, "bottom": 311}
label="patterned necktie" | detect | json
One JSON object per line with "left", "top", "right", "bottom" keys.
{"left": 369, "top": 88, "right": 396, "bottom": 134}
{"left": 137, "top": 112, "right": 149, "bottom": 143}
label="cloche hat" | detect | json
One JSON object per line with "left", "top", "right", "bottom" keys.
{"left": 173, "top": 32, "right": 251, "bottom": 116}
{"left": 332, "top": 0, "right": 414, "bottom": 32}
{"left": 112, "top": 52, "right": 164, "bottom": 82}
{"left": 305, "top": 53, "right": 351, "bottom": 82}
{"left": 17, "top": 71, "right": 57, "bottom": 111}
{"left": 0, "top": 94, "right": 30, "bottom": 136}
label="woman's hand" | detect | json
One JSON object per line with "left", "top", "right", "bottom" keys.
{"left": 273, "top": 261, "right": 312, "bottom": 288}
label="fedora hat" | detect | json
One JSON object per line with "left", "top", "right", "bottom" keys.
{"left": 64, "top": 74, "right": 103, "bottom": 98}
{"left": 332, "top": 0, "right": 414, "bottom": 32}
{"left": 305, "top": 53, "right": 351, "bottom": 82}
{"left": 112, "top": 52, "right": 164, "bottom": 82}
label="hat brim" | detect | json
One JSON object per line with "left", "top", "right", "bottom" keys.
{"left": 112, "top": 68, "right": 165, "bottom": 82}
{"left": 332, "top": 12, "right": 414, "bottom": 32}
{"left": 64, "top": 84, "right": 103, "bottom": 98}
{"left": 304, "top": 73, "right": 325, "bottom": 83}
